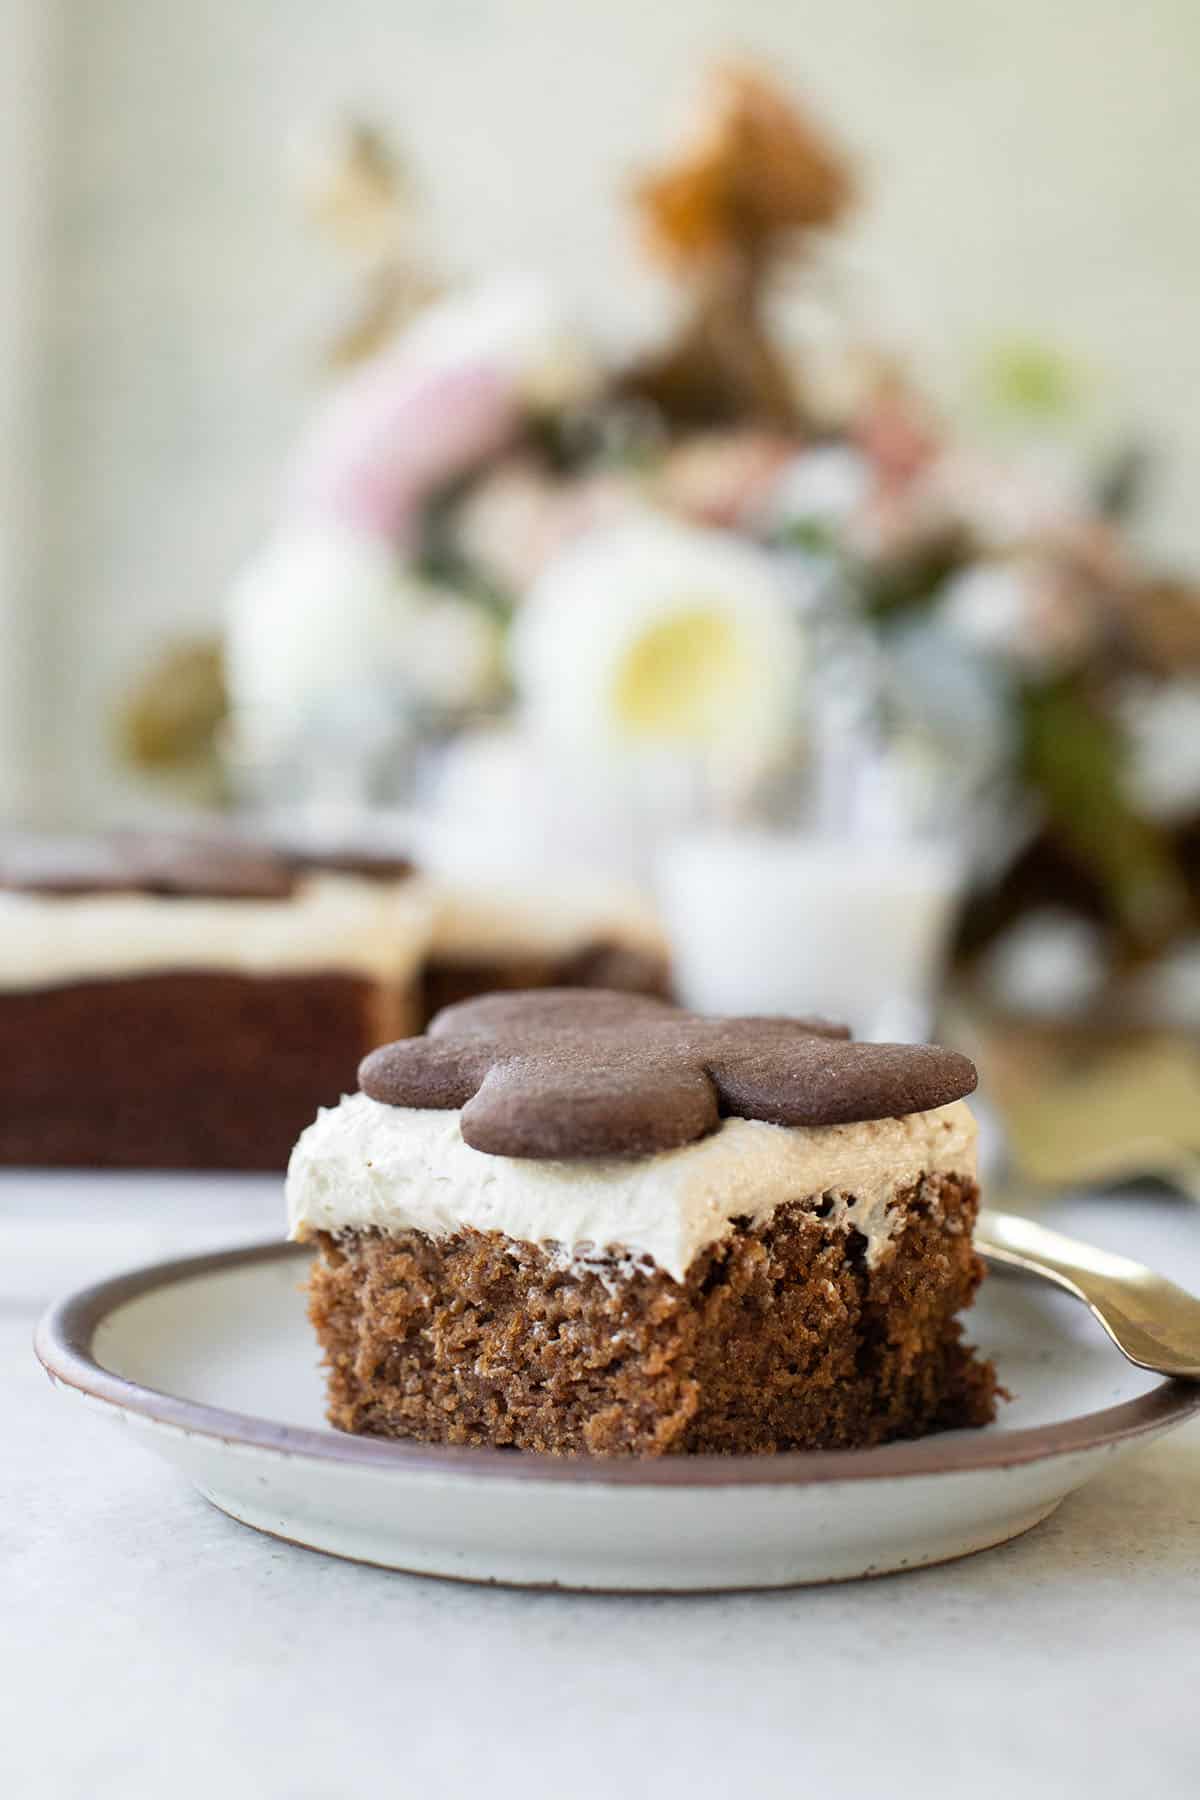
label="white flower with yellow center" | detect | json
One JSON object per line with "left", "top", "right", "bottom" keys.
{"left": 511, "top": 515, "right": 802, "bottom": 756}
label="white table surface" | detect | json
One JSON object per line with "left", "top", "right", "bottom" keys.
{"left": 4, "top": 1170, "right": 1200, "bottom": 1800}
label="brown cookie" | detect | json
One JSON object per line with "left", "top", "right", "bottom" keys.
{"left": 272, "top": 827, "right": 414, "bottom": 883}
{"left": 0, "top": 834, "right": 138, "bottom": 895}
{"left": 358, "top": 989, "right": 976, "bottom": 1160}
{"left": 0, "top": 830, "right": 297, "bottom": 901}
{"left": 283, "top": 848, "right": 414, "bottom": 881}
{"left": 116, "top": 832, "right": 297, "bottom": 900}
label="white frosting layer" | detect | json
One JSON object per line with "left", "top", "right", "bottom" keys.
{"left": 0, "top": 875, "right": 433, "bottom": 988}
{"left": 0, "top": 864, "right": 664, "bottom": 989}
{"left": 425, "top": 876, "right": 667, "bottom": 963}
{"left": 287, "top": 1094, "right": 977, "bottom": 1282}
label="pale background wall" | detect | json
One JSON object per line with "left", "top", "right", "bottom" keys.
{"left": 0, "top": 0, "right": 61, "bottom": 820}
{"left": 14, "top": 0, "right": 1200, "bottom": 820}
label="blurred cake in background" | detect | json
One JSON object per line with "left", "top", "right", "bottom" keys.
{"left": 0, "top": 828, "right": 669, "bottom": 1170}
{"left": 417, "top": 874, "right": 669, "bottom": 1023}
{"left": 271, "top": 809, "right": 671, "bottom": 1025}
{"left": 0, "top": 832, "right": 425, "bottom": 1170}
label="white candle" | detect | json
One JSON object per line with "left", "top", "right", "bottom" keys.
{"left": 656, "top": 829, "right": 964, "bottom": 1040}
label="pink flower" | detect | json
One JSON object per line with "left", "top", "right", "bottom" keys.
{"left": 455, "top": 458, "right": 642, "bottom": 596}
{"left": 854, "top": 383, "right": 941, "bottom": 493}
{"left": 655, "top": 431, "right": 797, "bottom": 529}
{"left": 855, "top": 478, "right": 955, "bottom": 563}
{"left": 856, "top": 446, "right": 1117, "bottom": 570}
{"left": 284, "top": 351, "right": 519, "bottom": 545}
{"left": 281, "top": 273, "right": 593, "bottom": 546}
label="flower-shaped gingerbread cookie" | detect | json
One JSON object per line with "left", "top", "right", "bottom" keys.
{"left": 359, "top": 989, "right": 976, "bottom": 1160}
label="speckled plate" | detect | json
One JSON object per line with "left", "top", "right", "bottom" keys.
{"left": 35, "top": 1240, "right": 1200, "bottom": 1590}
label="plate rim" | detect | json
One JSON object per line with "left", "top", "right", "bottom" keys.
{"left": 34, "top": 1237, "right": 1200, "bottom": 1489}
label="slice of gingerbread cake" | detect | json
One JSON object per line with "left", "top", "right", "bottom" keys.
{"left": 288, "top": 990, "right": 997, "bottom": 1455}
{"left": 414, "top": 876, "right": 671, "bottom": 1027}
{"left": 260, "top": 823, "right": 672, "bottom": 1026}
{"left": 0, "top": 832, "right": 430, "bottom": 1170}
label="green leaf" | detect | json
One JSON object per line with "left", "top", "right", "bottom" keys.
{"left": 1019, "top": 678, "right": 1188, "bottom": 947}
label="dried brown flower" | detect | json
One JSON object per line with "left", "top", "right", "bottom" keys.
{"left": 635, "top": 63, "right": 855, "bottom": 269}
{"left": 117, "top": 638, "right": 227, "bottom": 771}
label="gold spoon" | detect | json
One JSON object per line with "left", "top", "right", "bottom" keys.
{"left": 977, "top": 1209, "right": 1200, "bottom": 1381}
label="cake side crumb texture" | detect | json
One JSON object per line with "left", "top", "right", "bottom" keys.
{"left": 306, "top": 1172, "right": 997, "bottom": 1455}
{"left": 1, "top": 970, "right": 385, "bottom": 1170}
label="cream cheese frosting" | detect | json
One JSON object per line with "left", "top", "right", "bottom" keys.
{"left": 0, "top": 875, "right": 433, "bottom": 988}
{"left": 0, "top": 863, "right": 664, "bottom": 990}
{"left": 424, "top": 876, "right": 667, "bottom": 963}
{"left": 286, "top": 1093, "right": 977, "bottom": 1281}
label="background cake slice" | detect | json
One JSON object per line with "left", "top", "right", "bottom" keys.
{"left": 288, "top": 990, "right": 997, "bottom": 1454}
{"left": 275, "top": 826, "right": 673, "bottom": 1026}
{"left": 0, "top": 832, "right": 430, "bottom": 1170}
{"left": 0, "top": 829, "right": 673, "bottom": 1171}
{"left": 414, "top": 876, "right": 671, "bottom": 1025}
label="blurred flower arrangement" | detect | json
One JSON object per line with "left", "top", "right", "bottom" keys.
{"left": 122, "top": 65, "right": 1200, "bottom": 995}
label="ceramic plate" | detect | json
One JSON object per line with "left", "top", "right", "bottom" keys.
{"left": 36, "top": 1240, "right": 1200, "bottom": 1591}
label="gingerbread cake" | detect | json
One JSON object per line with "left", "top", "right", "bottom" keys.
{"left": 0, "top": 826, "right": 672, "bottom": 1170}
{"left": 416, "top": 875, "right": 670, "bottom": 1025}
{"left": 252, "top": 821, "right": 671, "bottom": 1027}
{"left": 289, "top": 990, "right": 997, "bottom": 1456}
{"left": 0, "top": 832, "right": 428, "bottom": 1170}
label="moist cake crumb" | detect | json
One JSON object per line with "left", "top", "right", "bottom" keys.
{"left": 306, "top": 1173, "right": 995, "bottom": 1454}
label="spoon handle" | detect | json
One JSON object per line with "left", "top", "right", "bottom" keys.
{"left": 976, "top": 1208, "right": 1200, "bottom": 1382}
